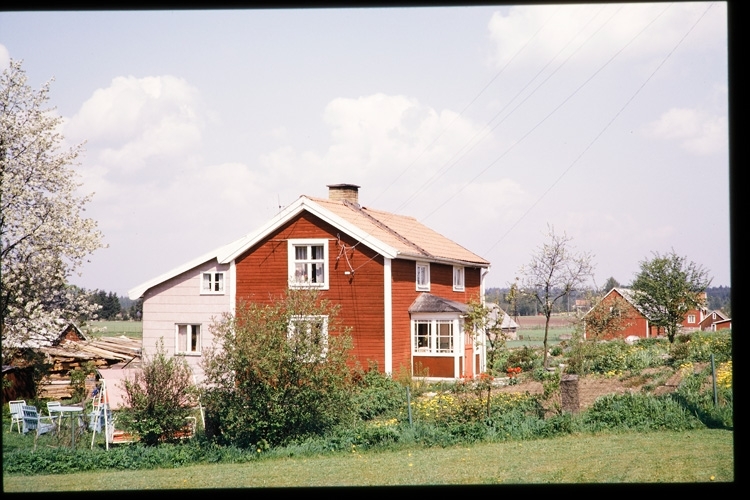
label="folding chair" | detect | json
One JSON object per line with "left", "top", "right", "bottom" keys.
{"left": 8, "top": 400, "right": 26, "bottom": 433}
{"left": 22, "top": 405, "right": 56, "bottom": 450}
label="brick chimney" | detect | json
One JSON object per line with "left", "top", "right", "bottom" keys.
{"left": 327, "top": 184, "right": 360, "bottom": 207}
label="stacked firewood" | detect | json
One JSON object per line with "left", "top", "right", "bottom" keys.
{"left": 38, "top": 336, "right": 141, "bottom": 400}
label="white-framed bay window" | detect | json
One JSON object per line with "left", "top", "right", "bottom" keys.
{"left": 412, "top": 316, "right": 461, "bottom": 355}
{"left": 176, "top": 324, "right": 201, "bottom": 355}
{"left": 288, "top": 239, "right": 329, "bottom": 289}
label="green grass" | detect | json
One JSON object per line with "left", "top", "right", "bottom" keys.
{"left": 83, "top": 321, "right": 142, "bottom": 339}
{"left": 2, "top": 429, "right": 733, "bottom": 490}
{"left": 506, "top": 327, "right": 575, "bottom": 348}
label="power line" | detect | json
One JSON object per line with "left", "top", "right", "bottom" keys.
{"left": 481, "top": 2, "right": 715, "bottom": 257}
{"left": 369, "top": 5, "right": 563, "bottom": 207}
{"left": 418, "top": 3, "right": 674, "bottom": 225}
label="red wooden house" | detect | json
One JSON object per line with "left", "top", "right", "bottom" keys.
{"left": 129, "top": 184, "right": 491, "bottom": 380}
{"left": 699, "top": 310, "right": 731, "bottom": 331}
{"left": 583, "top": 287, "right": 707, "bottom": 340}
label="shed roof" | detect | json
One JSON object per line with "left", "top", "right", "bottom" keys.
{"left": 409, "top": 293, "right": 470, "bottom": 314}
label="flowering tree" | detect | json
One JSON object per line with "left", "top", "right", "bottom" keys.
{"left": 1, "top": 60, "right": 104, "bottom": 362}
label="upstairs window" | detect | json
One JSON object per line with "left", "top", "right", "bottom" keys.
{"left": 201, "top": 272, "right": 225, "bottom": 294}
{"left": 289, "top": 240, "right": 329, "bottom": 289}
{"left": 176, "top": 324, "right": 201, "bottom": 355}
{"left": 416, "top": 262, "right": 430, "bottom": 291}
{"left": 453, "top": 266, "right": 465, "bottom": 292}
{"left": 687, "top": 314, "right": 696, "bottom": 324}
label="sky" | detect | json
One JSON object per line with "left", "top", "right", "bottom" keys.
{"left": 0, "top": 3, "right": 730, "bottom": 298}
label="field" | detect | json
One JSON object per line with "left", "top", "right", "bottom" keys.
{"left": 1, "top": 429, "right": 732, "bottom": 490}
{"left": 83, "top": 321, "right": 142, "bottom": 339}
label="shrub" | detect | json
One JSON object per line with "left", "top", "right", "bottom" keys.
{"left": 201, "top": 290, "right": 356, "bottom": 448}
{"left": 583, "top": 393, "right": 703, "bottom": 431}
{"left": 504, "top": 346, "right": 540, "bottom": 372}
{"left": 351, "top": 364, "right": 405, "bottom": 421}
{"left": 120, "top": 340, "right": 198, "bottom": 445}
{"left": 671, "top": 366, "right": 733, "bottom": 429}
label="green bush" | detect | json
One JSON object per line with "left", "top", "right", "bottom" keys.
{"left": 685, "top": 332, "right": 732, "bottom": 363}
{"left": 583, "top": 393, "right": 703, "bottom": 431}
{"left": 201, "top": 290, "right": 356, "bottom": 448}
{"left": 120, "top": 340, "right": 198, "bottom": 446}
{"left": 565, "top": 339, "right": 670, "bottom": 375}
{"left": 671, "top": 366, "right": 733, "bottom": 429}
{"left": 351, "top": 364, "right": 406, "bottom": 421}
{"left": 504, "top": 346, "right": 541, "bottom": 372}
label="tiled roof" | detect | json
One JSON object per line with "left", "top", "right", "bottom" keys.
{"left": 308, "top": 196, "right": 489, "bottom": 266}
{"left": 129, "top": 191, "right": 489, "bottom": 299}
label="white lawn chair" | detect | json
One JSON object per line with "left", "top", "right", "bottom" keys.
{"left": 8, "top": 400, "right": 26, "bottom": 433}
{"left": 47, "top": 401, "right": 63, "bottom": 428}
{"left": 22, "top": 405, "right": 57, "bottom": 450}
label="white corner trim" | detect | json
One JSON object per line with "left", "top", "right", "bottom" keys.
{"left": 384, "top": 258, "right": 393, "bottom": 375}
{"left": 229, "top": 260, "right": 236, "bottom": 316}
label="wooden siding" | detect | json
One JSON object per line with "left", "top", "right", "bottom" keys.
{"left": 142, "top": 260, "right": 232, "bottom": 380}
{"left": 585, "top": 290, "right": 650, "bottom": 339}
{"left": 413, "top": 356, "right": 455, "bottom": 378}
{"left": 234, "top": 212, "right": 388, "bottom": 370}
{"left": 391, "top": 260, "right": 482, "bottom": 376}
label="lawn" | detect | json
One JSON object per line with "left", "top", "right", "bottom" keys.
{"left": 2, "top": 429, "right": 733, "bottom": 490}
{"left": 83, "top": 321, "right": 142, "bottom": 339}
{"left": 506, "top": 326, "right": 575, "bottom": 348}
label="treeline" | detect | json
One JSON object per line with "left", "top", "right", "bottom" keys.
{"left": 706, "top": 286, "right": 731, "bottom": 316}
{"left": 86, "top": 290, "right": 143, "bottom": 321}
{"left": 486, "top": 283, "right": 731, "bottom": 317}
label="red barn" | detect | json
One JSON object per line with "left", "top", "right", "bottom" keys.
{"left": 584, "top": 287, "right": 707, "bottom": 340}
{"left": 129, "top": 184, "right": 491, "bottom": 380}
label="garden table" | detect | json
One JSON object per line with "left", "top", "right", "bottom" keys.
{"left": 51, "top": 406, "right": 84, "bottom": 448}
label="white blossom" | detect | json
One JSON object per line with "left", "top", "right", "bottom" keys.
{"left": 1, "top": 59, "right": 104, "bottom": 360}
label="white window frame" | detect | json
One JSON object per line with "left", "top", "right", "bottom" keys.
{"left": 176, "top": 324, "right": 201, "bottom": 355}
{"left": 288, "top": 315, "right": 329, "bottom": 361}
{"left": 288, "top": 239, "right": 329, "bottom": 290}
{"left": 453, "top": 266, "right": 465, "bottom": 292}
{"left": 201, "top": 271, "right": 226, "bottom": 295}
{"left": 411, "top": 316, "right": 461, "bottom": 355}
{"left": 416, "top": 262, "right": 430, "bottom": 291}
{"left": 687, "top": 314, "right": 696, "bottom": 324}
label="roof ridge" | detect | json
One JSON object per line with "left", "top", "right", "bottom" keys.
{"left": 342, "top": 200, "right": 434, "bottom": 258}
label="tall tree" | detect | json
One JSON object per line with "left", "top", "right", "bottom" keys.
{"left": 519, "top": 225, "right": 594, "bottom": 368}
{"left": 1, "top": 60, "right": 104, "bottom": 361}
{"left": 601, "top": 276, "right": 621, "bottom": 294}
{"left": 631, "top": 251, "right": 711, "bottom": 343}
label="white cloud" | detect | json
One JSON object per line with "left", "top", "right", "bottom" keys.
{"left": 65, "top": 75, "right": 204, "bottom": 172}
{"left": 487, "top": 3, "right": 725, "bottom": 69}
{"left": 643, "top": 107, "right": 727, "bottom": 155}
{"left": 321, "top": 93, "right": 486, "bottom": 175}
{"left": 255, "top": 93, "right": 490, "bottom": 208}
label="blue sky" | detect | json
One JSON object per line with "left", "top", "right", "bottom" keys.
{"left": 0, "top": 4, "right": 730, "bottom": 296}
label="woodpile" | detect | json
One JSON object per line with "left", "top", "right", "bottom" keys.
{"left": 38, "top": 336, "right": 141, "bottom": 400}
